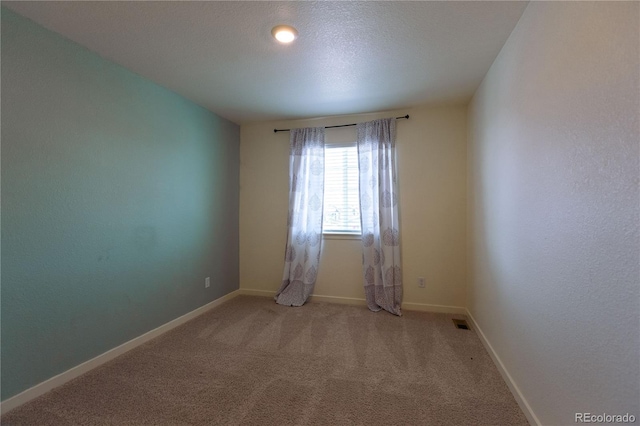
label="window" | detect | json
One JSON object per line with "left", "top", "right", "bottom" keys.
{"left": 323, "top": 143, "right": 361, "bottom": 234}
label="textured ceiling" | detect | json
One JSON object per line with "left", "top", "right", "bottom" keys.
{"left": 4, "top": 1, "right": 528, "bottom": 124}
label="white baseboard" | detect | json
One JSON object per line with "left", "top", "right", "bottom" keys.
{"left": 465, "top": 309, "right": 540, "bottom": 426}
{"left": 309, "top": 294, "right": 368, "bottom": 306}
{"left": 238, "top": 289, "right": 369, "bottom": 306}
{"left": 402, "top": 301, "right": 467, "bottom": 315}
{"left": 239, "top": 288, "right": 466, "bottom": 314}
{"left": 238, "top": 288, "right": 276, "bottom": 298}
{"left": 1, "top": 289, "right": 241, "bottom": 415}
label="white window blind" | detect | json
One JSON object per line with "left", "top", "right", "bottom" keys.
{"left": 323, "top": 143, "right": 361, "bottom": 234}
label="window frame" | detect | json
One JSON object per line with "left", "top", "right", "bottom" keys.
{"left": 322, "top": 142, "right": 362, "bottom": 238}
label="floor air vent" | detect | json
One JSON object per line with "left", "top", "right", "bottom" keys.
{"left": 453, "top": 319, "right": 470, "bottom": 330}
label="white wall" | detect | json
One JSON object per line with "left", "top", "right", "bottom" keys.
{"left": 240, "top": 105, "right": 467, "bottom": 310}
{"left": 468, "top": 2, "right": 639, "bottom": 424}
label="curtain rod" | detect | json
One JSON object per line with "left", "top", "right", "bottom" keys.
{"left": 273, "top": 115, "right": 409, "bottom": 133}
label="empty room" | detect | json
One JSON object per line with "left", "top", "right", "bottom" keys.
{"left": 1, "top": 1, "right": 638, "bottom": 425}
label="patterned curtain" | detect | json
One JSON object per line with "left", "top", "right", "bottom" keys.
{"left": 357, "top": 118, "right": 403, "bottom": 315}
{"left": 275, "top": 127, "right": 325, "bottom": 306}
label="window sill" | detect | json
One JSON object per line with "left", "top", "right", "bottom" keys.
{"left": 323, "top": 233, "right": 361, "bottom": 240}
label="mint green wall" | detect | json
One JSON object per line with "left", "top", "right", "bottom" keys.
{"left": 1, "top": 8, "right": 240, "bottom": 400}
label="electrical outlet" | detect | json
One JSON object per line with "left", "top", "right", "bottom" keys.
{"left": 205, "top": 277, "right": 210, "bottom": 288}
{"left": 418, "top": 277, "right": 425, "bottom": 288}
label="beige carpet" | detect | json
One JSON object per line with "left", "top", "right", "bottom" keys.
{"left": 2, "top": 295, "right": 528, "bottom": 425}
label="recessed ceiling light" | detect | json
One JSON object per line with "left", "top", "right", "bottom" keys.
{"left": 271, "top": 25, "right": 298, "bottom": 44}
